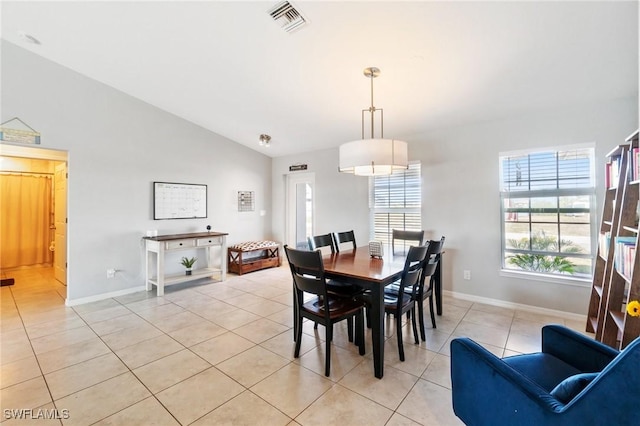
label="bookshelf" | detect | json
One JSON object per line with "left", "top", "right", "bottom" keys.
{"left": 586, "top": 130, "right": 640, "bottom": 349}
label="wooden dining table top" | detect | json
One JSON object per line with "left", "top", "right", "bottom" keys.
{"left": 322, "top": 246, "right": 407, "bottom": 284}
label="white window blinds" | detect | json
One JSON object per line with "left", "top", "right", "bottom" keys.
{"left": 370, "top": 163, "right": 422, "bottom": 245}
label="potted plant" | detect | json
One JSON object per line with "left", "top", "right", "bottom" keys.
{"left": 180, "top": 256, "right": 197, "bottom": 275}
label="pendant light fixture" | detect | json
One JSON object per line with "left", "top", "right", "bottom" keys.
{"left": 339, "top": 67, "right": 408, "bottom": 176}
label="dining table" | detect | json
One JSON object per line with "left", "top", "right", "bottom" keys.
{"left": 320, "top": 246, "right": 413, "bottom": 379}
{"left": 290, "top": 245, "right": 444, "bottom": 379}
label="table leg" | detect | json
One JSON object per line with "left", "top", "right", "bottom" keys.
{"left": 371, "top": 284, "right": 385, "bottom": 379}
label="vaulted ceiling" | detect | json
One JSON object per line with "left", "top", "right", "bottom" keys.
{"left": 2, "top": 1, "right": 637, "bottom": 157}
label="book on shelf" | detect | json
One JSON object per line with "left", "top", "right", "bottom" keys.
{"left": 614, "top": 236, "right": 637, "bottom": 279}
{"left": 605, "top": 159, "right": 619, "bottom": 189}
{"left": 599, "top": 231, "right": 611, "bottom": 256}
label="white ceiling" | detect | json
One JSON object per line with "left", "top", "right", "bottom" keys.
{"left": 1, "top": 1, "right": 638, "bottom": 158}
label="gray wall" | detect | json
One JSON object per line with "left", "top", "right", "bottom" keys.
{"left": 272, "top": 97, "right": 638, "bottom": 314}
{"left": 1, "top": 41, "right": 273, "bottom": 303}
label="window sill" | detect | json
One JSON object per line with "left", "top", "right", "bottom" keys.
{"left": 499, "top": 269, "right": 592, "bottom": 288}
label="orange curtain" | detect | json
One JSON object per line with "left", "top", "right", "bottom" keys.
{"left": 0, "top": 174, "right": 53, "bottom": 269}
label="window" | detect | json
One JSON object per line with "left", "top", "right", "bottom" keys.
{"left": 500, "top": 146, "right": 595, "bottom": 280}
{"left": 370, "top": 162, "right": 421, "bottom": 245}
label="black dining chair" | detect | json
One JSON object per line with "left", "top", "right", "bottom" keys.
{"left": 307, "top": 233, "right": 363, "bottom": 339}
{"left": 360, "top": 245, "right": 428, "bottom": 361}
{"left": 308, "top": 233, "right": 362, "bottom": 299}
{"left": 332, "top": 230, "right": 357, "bottom": 252}
{"left": 284, "top": 245, "right": 365, "bottom": 376}
{"left": 391, "top": 229, "right": 425, "bottom": 255}
{"left": 387, "top": 237, "right": 445, "bottom": 341}
{"left": 308, "top": 233, "right": 336, "bottom": 254}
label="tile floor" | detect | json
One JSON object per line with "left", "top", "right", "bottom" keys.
{"left": 0, "top": 266, "right": 590, "bottom": 425}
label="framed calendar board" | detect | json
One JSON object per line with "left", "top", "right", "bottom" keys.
{"left": 153, "top": 182, "right": 207, "bottom": 220}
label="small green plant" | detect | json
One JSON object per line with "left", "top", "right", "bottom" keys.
{"left": 507, "top": 230, "right": 581, "bottom": 274}
{"left": 180, "top": 256, "right": 197, "bottom": 269}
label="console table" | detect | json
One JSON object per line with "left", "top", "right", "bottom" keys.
{"left": 144, "top": 231, "right": 228, "bottom": 296}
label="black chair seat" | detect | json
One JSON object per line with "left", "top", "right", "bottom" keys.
{"left": 327, "top": 279, "right": 364, "bottom": 297}
{"left": 383, "top": 292, "right": 413, "bottom": 309}
{"left": 305, "top": 296, "right": 364, "bottom": 317}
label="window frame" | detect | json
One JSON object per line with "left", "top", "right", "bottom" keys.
{"left": 499, "top": 144, "right": 596, "bottom": 283}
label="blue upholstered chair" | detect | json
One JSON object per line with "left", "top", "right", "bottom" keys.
{"left": 450, "top": 324, "right": 640, "bottom": 426}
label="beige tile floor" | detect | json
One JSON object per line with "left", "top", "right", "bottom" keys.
{"left": 0, "top": 266, "right": 590, "bottom": 425}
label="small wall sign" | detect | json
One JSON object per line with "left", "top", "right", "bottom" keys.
{"left": 0, "top": 117, "right": 41, "bottom": 144}
{"left": 289, "top": 164, "right": 308, "bottom": 171}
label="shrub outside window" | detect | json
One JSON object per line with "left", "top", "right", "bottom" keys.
{"left": 500, "top": 146, "right": 596, "bottom": 280}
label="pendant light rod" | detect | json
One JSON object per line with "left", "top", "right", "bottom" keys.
{"left": 362, "top": 66, "right": 383, "bottom": 140}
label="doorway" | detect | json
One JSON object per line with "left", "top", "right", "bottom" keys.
{"left": 285, "top": 172, "right": 315, "bottom": 250}
{"left": 0, "top": 144, "right": 68, "bottom": 289}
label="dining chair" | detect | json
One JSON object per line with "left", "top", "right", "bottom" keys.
{"left": 391, "top": 229, "right": 425, "bottom": 255}
{"left": 308, "top": 233, "right": 362, "bottom": 298}
{"left": 360, "top": 245, "right": 428, "bottom": 361}
{"left": 332, "top": 230, "right": 357, "bottom": 252}
{"left": 308, "top": 233, "right": 336, "bottom": 254}
{"left": 284, "top": 245, "right": 365, "bottom": 376}
{"left": 308, "top": 233, "right": 362, "bottom": 338}
{"left": 387, "top": 236, "right": 445, "bottom": 341}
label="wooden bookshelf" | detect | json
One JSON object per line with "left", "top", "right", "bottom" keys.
{"left": 586, "top": 130, "right": 640, "bottom": 349}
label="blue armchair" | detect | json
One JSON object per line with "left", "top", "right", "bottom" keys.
{"left": 450, "top": 324, "right": 640, "bottom": 425}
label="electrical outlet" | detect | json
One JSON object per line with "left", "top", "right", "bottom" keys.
{"left": 106, "top": 268, "right": 116, "bottom": 278}
{"left": 463, "top": 270, "right": 471, "bottom": 280}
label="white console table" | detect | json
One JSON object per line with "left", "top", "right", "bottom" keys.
{"left": 144, "top": 231, "right": 228, "bottom": 296}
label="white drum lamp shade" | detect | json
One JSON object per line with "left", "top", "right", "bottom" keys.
{"left": 339, "top": 138, "right": 408, "bottom": 176}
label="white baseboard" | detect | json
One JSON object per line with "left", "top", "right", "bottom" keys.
{"left": 65, "top": 286, "right": 147, "bottom": 306}
{"left": 443, "top": 290, "right": 587, "bottom": 322}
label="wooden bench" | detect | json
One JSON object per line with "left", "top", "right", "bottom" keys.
{"left": 227, "top": 241, "right": 281, "bottom": 275}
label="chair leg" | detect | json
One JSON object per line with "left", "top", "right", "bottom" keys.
{"left": 429, "top": 295, "right": 437, "bottom": 329}
{"left": 365, "top": 307, "right": 372, "bottom": 329}
{"left": 325, "top": 324, "right": 333, "bottom": 377}
{"left": 314, "top": 322, "right": 319, "bottom": 330}
{"left": 411, "top": 308, "right": 419, "bottom": 344}
{"left": 294, "top": 316, "right": 304, "bottom": 358}
{"left": 347, "top": 317, "right": 354, "bottom": 343}
{"left": 356, "top": 311, "right": 365, "bottom": 355}
{"left": 418, "top": 298, "right": 426, "bottom": 341}
{"left": 396, "top": 312, "right": 405, "bottom": 362}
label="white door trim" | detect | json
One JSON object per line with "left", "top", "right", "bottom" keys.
{"left": 285, "top": 172, "right": 315, "bottom": 249}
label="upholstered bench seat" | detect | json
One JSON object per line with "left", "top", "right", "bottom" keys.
{"left": 227, "top": 241, "right": 280, "bottom": 275}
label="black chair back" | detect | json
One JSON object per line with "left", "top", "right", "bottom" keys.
{"left": 422, "top": 236, "right": 445, "bottom": 283}
{"left": 333, "top": 230, "right": 356, "bottom": 252}
{"left": 308, "top": 233, "right": 336, "bottom": 254}
{"left": 397, "top": 245, "right": 429, "bottom": 304}
{"left": 392, "top": 229, "right": 425, "bottom": 254}
{"left": 285, "top": 245, "right": 327, "bottom": 297}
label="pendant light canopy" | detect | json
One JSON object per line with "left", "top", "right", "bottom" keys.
{"left": 339, "top": 67, "right": 408, "bottom": 176}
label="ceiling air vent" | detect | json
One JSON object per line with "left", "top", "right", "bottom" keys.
{"left": 268, "top": 1, "right": 307, "bottom": 33}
